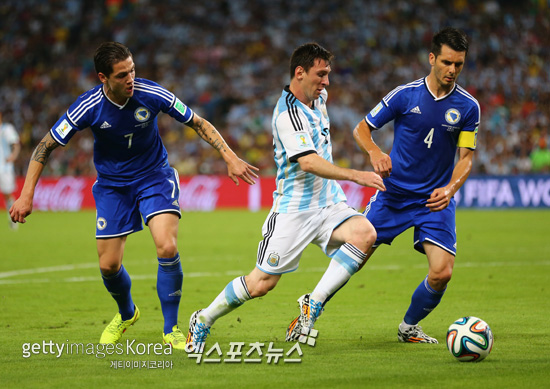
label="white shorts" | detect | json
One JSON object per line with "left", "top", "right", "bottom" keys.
{"left": 256, "top": 202, "right": 361, "bottom": 274}
{"left": 0, "top": 169, "right": 15, "bottom": 194}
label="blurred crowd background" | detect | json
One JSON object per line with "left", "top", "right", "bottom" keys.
{"left": 1, "top": 0, "right": 549, "bottom": 177}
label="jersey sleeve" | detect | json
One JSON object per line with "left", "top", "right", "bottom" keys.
{"left": 135, "top": 79, "right": 194, "bottom": 124}
{"left": 365, "top": 86, "right": 402, "bottom": 129}
{"left": 165, "top": 96, "right": 194, "bottom": 124}
{"left": 275, "top": 109, "right": 317, "bottom": 163}
{"left": 50, "top": 88, "right": 99, "bottom": 146}
{"left": 457, "top": 102, "right": 481, "bottom": 150}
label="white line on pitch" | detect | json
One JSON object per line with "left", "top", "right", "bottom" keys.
{"left": 0, "top": 260, "right": 549, "bottom": 285}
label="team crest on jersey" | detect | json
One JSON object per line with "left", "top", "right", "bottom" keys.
{"left": 370, "top": 102, "right": 383, "bottom": 117}
{"left": 267, "top": 253, "right": 280, "bottom": 267}
{"left": 445, "top": 108, "right": 461, "bottom": 125}
{"left": 54, "top": 119, "right": 73, "bottom": 139}
{"left": 134, "top": 107, "right": 151, "bottom": 122}
{"left": 97, "top": 217, "right": 107, "bottom": 230}
{"left": 296, "top": 133, "right": 312, "bottom": 148}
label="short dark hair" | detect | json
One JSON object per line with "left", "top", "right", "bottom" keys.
{"left": 431, "top": 27, "right": 469, "bottom": 57}
{"left": 289, "top": 42, "right": 333, "bottom": 79}
{"left": 93, "top": 42, "right": 132, "bottom": 77}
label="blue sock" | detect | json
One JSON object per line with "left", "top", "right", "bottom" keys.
{"left": 102, "top": 265, "right": 135, "bottom": 321}
{"left": 403, "top": 276, "right": 446, "bottom": 325}
{"left": 157, "top": 254, "right": 183, "bottom": 334}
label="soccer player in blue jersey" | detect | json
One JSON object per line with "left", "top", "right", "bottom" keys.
{"left": 10, "top": 42, "right": 258, "bottom": 349}
{"left": 353, "top": 27, "right": 480, "bottom": 343}
{"left": 185, "top": 43, "right": 386, "bottom": 350}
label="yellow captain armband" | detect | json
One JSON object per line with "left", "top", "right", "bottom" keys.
{"left": 457, "top": 127, "right": 478, "bottom": 149}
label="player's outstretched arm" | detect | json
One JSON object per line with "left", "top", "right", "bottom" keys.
{"left": 10, "top": 132, "right": 60, "bottom": 223}
{"left": 297, "top": 153, "right": 386, "bottom": 191}
{"left": 427, "top": 148, "right": 474, "bottom": 212}
{"left": 353, "top": 120, "right": 392, "bottom": 178}
{"left": 188, "top": 113, "right": 259, "bottom": 186}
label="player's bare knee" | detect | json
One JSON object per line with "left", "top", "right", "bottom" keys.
{"left": 429, "top": 269, "right": 452, "bottom": 290}
{"left": 349, "top": 219, "right": 377, "bottom": 252}
{"left": 246, "top": 277, "right": 278, "bottom": 298}
{"left": 440, "top": 269, "right": 453, "bottom": 285}
{"left": 156, "top": 242, "right": 178, "bottom": 259}
{"left": 364, "top": 225, "right": 377, "bottom": 248}
{"left": 99, "top": 262, "right": 121, "bottom": 276}
{"left": 248, "top": 285, "right": 268, "bottom": 298}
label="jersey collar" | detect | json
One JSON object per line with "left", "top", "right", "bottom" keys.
{"left": 101, "top": 85, "right": 129, "bottom": 109}
{"left": 423, "top": 77, "right": 456, "bottom": 101}
{"left": 284, "top": 85, "right": 316, "bottom": 110}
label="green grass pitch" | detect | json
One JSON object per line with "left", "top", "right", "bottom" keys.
{"left": 1, "top": 209, "right": 549, "bottom": 388}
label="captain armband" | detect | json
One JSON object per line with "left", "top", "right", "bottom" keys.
{"left": 457, "top": 127, "right": 478, "bottom": 149}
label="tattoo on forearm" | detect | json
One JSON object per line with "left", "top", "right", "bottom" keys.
{"left": 211, "top": 139, "right": 223, "bottom": 151}
{"left": 194, "top": 117, "right": 227, "bottom": 153}
{"left": 193, "top": 117, "right": 207, "bottom": 139}
{"left": 31, "top": 138, "right": 57, "bottom": 165}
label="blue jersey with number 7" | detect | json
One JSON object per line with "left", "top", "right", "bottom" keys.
{"left": 49, "top": 78, "right": 193, "bottom": 184}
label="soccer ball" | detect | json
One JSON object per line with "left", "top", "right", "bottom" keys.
{"left": 446, "top": 316, "right": 494, "bottom": 362}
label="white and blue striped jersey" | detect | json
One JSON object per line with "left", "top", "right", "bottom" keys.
{"left": 366, "top": 77, "right": 480, "bottom": 196}
{"left": 271, "top": 86, "right": 346, "bottom": 213}
{"left": 0, "top": 122, "right": 19, "bottom": 173}
{"left": 50, "top": 78, "right": 194, "bottom": 184}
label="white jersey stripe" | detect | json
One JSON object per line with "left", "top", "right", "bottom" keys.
{"left": 133, "top": 80, "right": 174, "bottom": 97}
{"left": 68, "top": 89, "right": 102, "bottom": 119}
{"left": 384, "top": 79, "right": 423, "bottom": 103}
{"left": 68, "top": 90, "right": 103, "bottom": 124}
{"left": 456, "top": 87, "right": 481, "bottom": 124}
{"left": 68, "top": 93, "right": 103, "bottom": 124}
{"left": 134, "top": 81, "right": 175, "bottom": 103}
{"left": 133, "top": 87, "right": 174, "bottom": 104}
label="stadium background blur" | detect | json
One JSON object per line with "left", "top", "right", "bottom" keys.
{"left": 1, "top": 0, "right": 549, "bottom": 179}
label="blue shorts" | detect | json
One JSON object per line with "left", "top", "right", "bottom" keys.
{"left": 92, "top": 165, "right": 181, "bottom": 238}
{"left": 364, "top": 190, "right": 457, "bottom": 256}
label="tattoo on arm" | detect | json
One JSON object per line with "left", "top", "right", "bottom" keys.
{"left": 193, "top": 117, "right": 227, "bottom": 153}
{"left": 32, "top": 136, "right": 59, "bottom": 165}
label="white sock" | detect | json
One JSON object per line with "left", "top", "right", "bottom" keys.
{"left": 310, "top": 243, "right": 366, "bottom": 304}
{"left": 201, "top": 276, "right": 252, "bottom": 326}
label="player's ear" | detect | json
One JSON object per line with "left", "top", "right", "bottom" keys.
{"left": 97, "top": 72, "right": 108, "bottom": 84}
{"left": 429, "top": 52, "right": 436, "bottom": 67}
{"left": 295, "top": 66, "right": 305, "bottom": 81}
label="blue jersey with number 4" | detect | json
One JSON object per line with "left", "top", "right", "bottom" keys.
{"left": 50, "top": 78, "right": 194, "bottom": 184}
{"left": 365, "top": 77, "right": 480, "bottom": 196}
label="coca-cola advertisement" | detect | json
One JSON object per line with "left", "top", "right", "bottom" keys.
{"left": 8, "top": 176, "right": 377, "bottom": 212}
{"left": 6, "top": 175, "right": 550, "bottom": 211}
{"left": 33, "top": 176, "right": 87, "bottom": 211}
